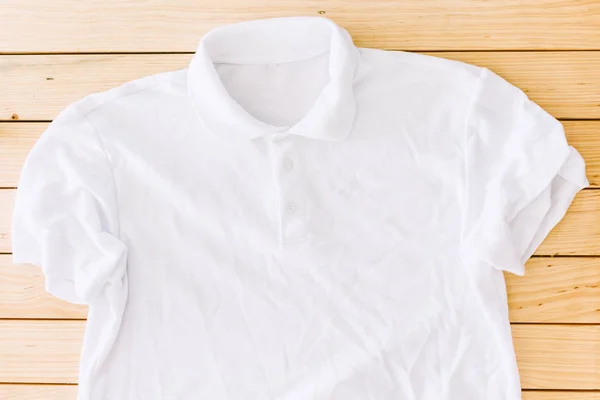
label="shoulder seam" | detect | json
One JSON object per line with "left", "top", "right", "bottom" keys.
{"left": 76, "top": 106, "right": 122, "bottom": 238}
{"left": 463, "top": 67, "right": 487, "bottom": 146}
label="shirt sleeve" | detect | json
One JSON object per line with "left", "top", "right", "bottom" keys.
{"left": 461, "top": 68, "right": 588, "bottom": 276}
{"left": 11, "top": 105, "right": 127, "bottom": 304}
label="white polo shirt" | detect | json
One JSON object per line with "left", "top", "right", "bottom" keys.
{"left": 12, "top": 17, "right": 587, "bottom": 400}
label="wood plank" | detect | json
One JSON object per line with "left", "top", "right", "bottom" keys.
{"left": 2, "top": 52, "right": 600, "bottom": 121}
{"left": 1, "top": 0, "right": 600, "bottom": 52}
{"left": 0, "top": 321, "right": 83, "bottom": 384}
{"left": 506, "top": 257, "right": 600, "bottom": 323}
{"left": 2, "top": 120, "right": 598, "bottom": 189}
{"left": 0, "top": 54, "right": 189, "bottom": 121}
{"left": 513, "top": 325, "right": 600, "bottom": 390}
{"left": 537, "top": 190, "right": 600, "bottom": 256}
{"left": 0, "top": 385, "right": 77, "bottom": 400}
{"left": 3, "top": 253, "right": 599, "bottom": 322}
{"left": 0, "top": 321, "right": 598, "bottom": 389}
{"left": 0, "top": 190, "right": 13, "bottom": 253}
{"left": 566, "top": 121, "right": 600, "bottom": 189}
{"left": 0, "top": 255, "right": 87, "bottom": 319}
{"left": 0, "top": 123, "right": 40, "bottom": 188}
{"left": 2, "top": 189, "right": 599, "bottom": 255}
{"left": 0, "top": 386, "right": 596, "bottom": 400}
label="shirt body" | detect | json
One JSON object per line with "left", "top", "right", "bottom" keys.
{"left": 12, "top": 17, "right": 587, "bottom": 400}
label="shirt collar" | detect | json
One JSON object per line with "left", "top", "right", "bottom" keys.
{"left": 187, "top": 17, "right": 359, "bottom": 142}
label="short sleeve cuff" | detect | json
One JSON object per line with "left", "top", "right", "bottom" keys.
{"left": 464, "top": 145, "right": 588, "bottom": 276}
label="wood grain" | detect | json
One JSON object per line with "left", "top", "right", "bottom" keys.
{"left": 2, "top": 189, "right": 597, "bottom": 255}
{"left": 2, "top": 254, "right": 598, "bottom": 323}
{"left": 2, "top": 52, "right": 600, "bottom": 121}
{"left": 0, "top": 386, "right": 596, "bottom": 400}
{"left": 0, "top": 385, "right": 77, "bottom": 400}
{"left": 1, "top": 0, "right": 600, "bottom": 52}
{"left": 513, "top": 325, "right": 600, "bottom": 390}
{"left": 0, "top": 123, "right": 39, "bottom": 188}
{"left": 566, "top": 121, "right": 600, "bottom": 189}
{"left": 508, "top": 257, "right": 600, "bottom": 323}
{"left": 0, "top": 321, "right": 598, "bottom": 389}
{"left": 0, "top": 321, "right": 83, "bottom": 384}
{"left": 536, "top": 190, "right": 600, "bottom": 256}
{"left": 0, "top": 54, "right": 189, "bottom": 121}
{"left": 1, "top": 120, "right": 598, "bottom": 189}
{"left": 0, "top": 255, "right": 87, "bottom": 319}
{"left": 0, "top": 190, "right": 13, "bottom": 253}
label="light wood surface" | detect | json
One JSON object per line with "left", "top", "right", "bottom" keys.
{"left": 0, "top": 321, "right": 83, "bottom": 384}
{"left": 1, "top": 321, "right": 598, "bottom": 390}
{"left": 2, "top": 0, "right": 599, "bottom": 396}
{"left": 0, "top": 123, "right": 39, "bottom": 188}
{"left": 506, "top": 258, "right": 600, "bottom": 323}
{"left": 2, "top": 52, "right": 600, "bottom": 121}
{"left": 513, "top": 325, "right": 600, "bottom": 390}
{"left": 4, "top": 254, "right": 600, "bottom": 323}
{"left": 0, "top": 385, "right": 78, "bottom": 400}
{"left": 2, "top": 0, "right": 600, "bottom": 52}
{"left": 0, "top": 255, "right": 87, "bottom": 319}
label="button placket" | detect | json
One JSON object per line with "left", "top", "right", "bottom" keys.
{"left": 270, "top": 136, "right": 306, "bottom": 244}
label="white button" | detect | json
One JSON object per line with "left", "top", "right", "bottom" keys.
{"left": 283, "top": 158, "right": 294, "bottom": 171}
{"left": 286, "top": 202, "right": 297, "bottom": 214}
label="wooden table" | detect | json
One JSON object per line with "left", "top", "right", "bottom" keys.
{"left": 1, "top": 1, "right": 599, "bottom": 398}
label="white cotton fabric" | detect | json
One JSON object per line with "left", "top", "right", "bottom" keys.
{"left": 12, "top": 17, "right": 587, "bottom": 400}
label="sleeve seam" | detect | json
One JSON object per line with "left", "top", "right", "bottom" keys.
{"left": 463, "top": 67, "right": 486, "bottom": 148}
{"left": 77, "top": 108, "right": 122, "bottom": 239}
